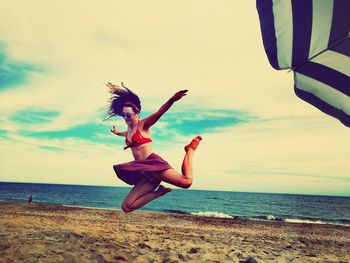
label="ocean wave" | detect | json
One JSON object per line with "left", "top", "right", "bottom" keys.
{"left": 251, "top": 214, "right": 350, "bottom": 227}
{"left": 254, "top": 215, "right": 283, "bottom": 221}
{"left": 190, "top": 211, "right": 234, "bottom": 219}
{"left": 284, "top": 218, "right": 325, "bottom": 224}
{"left": 338, "top": 219, "right": 350, "bottom": 225}
{"left": 161, "top": 209, "right": 188, "bottom": 214}
{"left": 62, "top": 205, "right": 121, "bottom": 211}
{"left": 284, "top": 218, "right": 350, "bottom": 227}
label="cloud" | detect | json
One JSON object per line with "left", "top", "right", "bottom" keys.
{"left": 11, "top": 108, "right": 60, "bottom": 125}
{"left": 186, "top": 116, "right": 350, "bottom": 195}
{"left": 0, "top": 45, "right": 41, "bottom": 91}
{"left": 0, "top": 129, "right": 7, "bottom": 139}
{"left": 8, "top": 107, "right": 251, "bottom": 153}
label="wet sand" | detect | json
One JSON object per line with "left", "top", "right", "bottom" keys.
{"left": 0, "top": 202, "right": 349, "bottom": 262}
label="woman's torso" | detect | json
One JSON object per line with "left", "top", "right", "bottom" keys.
{"left": 126, "top": 120, "right": 153, "bottom": 160}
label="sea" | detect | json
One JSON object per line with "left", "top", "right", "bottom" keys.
{"left": 1, "top": 182, "right": 349, "bottom": 227}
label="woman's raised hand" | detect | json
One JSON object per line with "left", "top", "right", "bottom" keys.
{"left": 170, "top": 90, "right": 188, "bottom": 102}
{"left": 110, "top": 125, "right": 119, "bottom": 135}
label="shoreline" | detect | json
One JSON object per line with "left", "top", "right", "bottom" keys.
{"left": 3, "top": 200, "right": 349, "bottom": 228}
{"left": 62, "top": 204, "right": 350, "bottom": 227}
{"left": 1, "top": 202, "right": 350, "bottom": 262}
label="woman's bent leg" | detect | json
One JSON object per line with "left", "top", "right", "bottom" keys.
{"left": 156, "top": 149, "right": 194, "bottom": 188}
{"left": 121, "top": 180, "right": 170, "bottom": 213}
{"left": 154, "top": 136, "right": 202, "bottom": 189}
{"left": 156, "top": 168, "right": 192, "bottom": 188}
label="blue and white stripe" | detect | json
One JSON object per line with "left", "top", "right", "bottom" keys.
{"left": 257, "top": 0, "right": 350, "bottom": 126}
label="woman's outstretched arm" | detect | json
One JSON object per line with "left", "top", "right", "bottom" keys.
{"left": 111, "top": 126, "right": 127, "bottom": 137}
{"left": 143, "top": 90, "right": 188, "bottom": 129}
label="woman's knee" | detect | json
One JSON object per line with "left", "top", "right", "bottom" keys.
{"left": 181, "top": 177, "right": 192, "bottom": 189}
{"left": 121, "top": 200, "right": 135, "bottom": 213}
{"left": 121, "top": 203, "right": 133, "bottom": 213}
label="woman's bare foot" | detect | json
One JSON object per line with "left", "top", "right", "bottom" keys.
{"left": 184, "top": 136, "right": 202, "bottom": 152}
{"left": 156, "top": 185, "right": 172, "bottom": 196}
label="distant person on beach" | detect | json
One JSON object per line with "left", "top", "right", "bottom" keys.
{"left": 105, "top": 82, "right": 202, "bottom": 213}
{"left": 28, "top": 194, "right": 32, "bottom": 204}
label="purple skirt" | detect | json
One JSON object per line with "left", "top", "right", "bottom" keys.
{"left": 113, "top": 153, "right": 172, "bottom": 187}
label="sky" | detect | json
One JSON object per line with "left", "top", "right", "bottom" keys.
{"left": 0, "top": 1, "right": 349, "bottom": 196}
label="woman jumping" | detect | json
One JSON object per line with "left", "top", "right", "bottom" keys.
{"left": 105, "top": 82, "right": 202, "bottom": 213}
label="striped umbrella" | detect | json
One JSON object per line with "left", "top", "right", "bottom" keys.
{"left": 256, "top": 0, "right": 350, "bottom": 127}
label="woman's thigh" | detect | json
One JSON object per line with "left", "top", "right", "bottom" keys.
{"left": 122, "top": 178, "right": 158, "bottom": 206}
{"left": 154, "top": 169, "right": 191, "bottom": 188}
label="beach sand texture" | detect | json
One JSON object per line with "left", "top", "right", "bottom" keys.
{"left": 0, "top": 202, "right": 349, "bottom": 263}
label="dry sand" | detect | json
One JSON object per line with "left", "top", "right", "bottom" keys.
{"left": 0, "top": 202, "right": 349, "bottom": 263}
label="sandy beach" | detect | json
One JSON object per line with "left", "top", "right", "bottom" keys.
{"left": 0, "top": 202, "right": 349, "bottom": 263}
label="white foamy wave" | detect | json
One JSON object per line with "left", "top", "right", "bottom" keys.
{"left": 284, "top": 218, "right": 325, "bottom": 225}
{"left": 284, "top": 219, "right": 350, "bottom": 227}
{"left": 190, "top": 211, "right": 233, "bottom": 219}
{"left": 266, "top": 215, "right": 276, "bottom": 220}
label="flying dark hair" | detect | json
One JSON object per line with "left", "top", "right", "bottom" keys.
{"left": 106, "top": 82, "right": 141, "bottom": 119}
